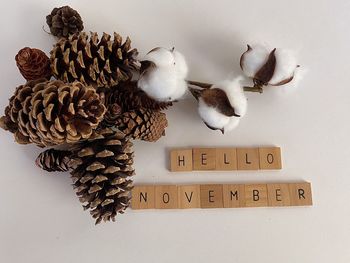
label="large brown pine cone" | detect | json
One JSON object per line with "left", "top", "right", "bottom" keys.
{"left": 46, "top": 6, "right": 84, "bottom": 38}
{"left": 15, "top": 47, "right": 52, "bottom": 81}
{"left": 115, "top": 108, "right": 168, "bottom": 142}
{"left": 108, "top": 81, "right": 172, "bottom": 112}
{"left": 69, "top": 127, "right": 134, "bottom": 224}
{"left": 50, "top": 32, "right": 138, "bottom": 90}
{"left": 0, "top": 79, "right": 106, "bottom": 147}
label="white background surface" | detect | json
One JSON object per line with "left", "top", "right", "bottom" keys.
{"left": 0, "top": 0, "right": 349, "bottom": 262}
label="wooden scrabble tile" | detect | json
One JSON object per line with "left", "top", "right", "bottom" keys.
{"left": 170, "top": 149, "right": 193, "bottom": 172}
{"left": 131, "top": 186, "right": 155, "bottom": 209}
{"left": 237, "top": 148, "right": 260, "bottom": 170}
{"left": 223, "top": 184, "right": 245, "bottom": 208}
{"left": 200, "top": 184, "right": 223, "bottom": 208}
{"left": 259, "top": 147, "right": 282, "bottom": 170}
{"left": 215, "top": 148, "right": 237, "bottom": 171}
{"left": 178, "top": 185, "right": 201, "bottom": 209}
{"left": 155, "top": 185, "right": 178, "bottom": 209}
{"left": 193, "top": 148, "right": 216, "bottom": 170}
{"left": 244, "top": 184, "right": 268, "bottom": 207}
{"left": 267, "top": 183, "right": 290, "bottom": 206}
{"left": 289, "top": 182, "right": 313, "bottom": 206}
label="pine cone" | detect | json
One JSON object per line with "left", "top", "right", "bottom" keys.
{"left": 108, "top": 81, "right": 172, "bottom": 112}
{"left": 115, "top": 109, "right": 168, "bottom": 142}
{"left": 50, "top": 32, "right": 138, "bottom": 90}
{"left": 36, "top": 148, "right": 71, "bottom": 172}
{"left": 69, "top": 127, "right": 134, "bottom": 224}
{"left": 102, "top": 103, "right": 122, "bottom": 127}
{"left": 1, "top": 79, "right": 106, "bottom": 147}
{"left": 15, "top": 47, "right": 52, "bottom": 81}
{"left": 46, "top": 6, "right": 84, "bottom": 38}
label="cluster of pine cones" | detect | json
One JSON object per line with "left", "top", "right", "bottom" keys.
{"left": 0, "top": 6, "right": 170, "bottom": 224}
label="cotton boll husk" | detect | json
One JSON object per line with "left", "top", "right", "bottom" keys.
{"left": 138, "top": 67, "right": 178, "bottom": 101}
{"left": 143, "top": 47, "right": 175, "bottom": 67}
{"left": 198, "top": 98, "right": 230, "bottom": 130}
{"left": 241, "top": 44, "right": 269, "bottom": 78}
{"left": 224, "top": 117, "right": 240, "bottom": 133}
{"left": 173, "top": 50, "right": 189, "bottom": 79}
{"left": 215, "top": 76, "right": 248, "bottom": 117}
{"left": 269, "top": 49, "right": 298, "bottom": 85}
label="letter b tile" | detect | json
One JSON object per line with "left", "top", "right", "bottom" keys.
{"left": 244, "top": 184, "right": 268, "bottom": 207}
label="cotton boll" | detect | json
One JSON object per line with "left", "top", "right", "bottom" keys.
{"left": 143, "top": 47, "right": 175, "bottom": 67}
{"left": 168, "top": 79, "right": 188, "bottom": 101}
{"left": 240, "top": 44, "right": 269, "bottom": 78}
{"left": 216, "top": 77, "right": 248, "bottom": 117}
{"left": 138, "top": 47, "right": 189, "bottom": 102}
{"left": 198, "top": 98, "right": 230, "bottom": 130}
{"left": 269, "top": 49, "right": 298, "bottom": 85}
{"left": 173, "top": 50, "right": 188, "bottom": 79}
{"left": 138, "top": 67, "right": 178, "bottom": 101}
{"left": 223, "top": 117, "right": 240, "bottom": 133}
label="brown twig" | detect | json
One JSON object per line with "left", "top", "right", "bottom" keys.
{"left": 187, "top": 80, "right": 212, "bottom": 89}
{"left": 243, "top": 86, "right": 264, "bottom": 93}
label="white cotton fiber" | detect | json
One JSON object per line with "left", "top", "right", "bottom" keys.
{"left": 241, "top": 44, "right": 269, "bottom": 78}
{"left": 143, "top": 48, "right": 174, "bottom": 67}
{"left": 138, "top": 47, "right": 189, "bottom": 102}
{"left": 173, "top": 50, "right": 189, "bottom": 79}
{"left": 216, "top": 76, "right": 248, "bottom": 117}
{"left": 269, "top": 48, "right": 298, "bottom": 85}
{"left": 224, "top": 117, "right": 241, "bottom": 133}
{"left": 198, "top": 98, "right": 230, "bottom": 130}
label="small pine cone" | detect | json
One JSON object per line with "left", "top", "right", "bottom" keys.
{"left": 70, "top": 127, "right": 134, "bottom": 224}
{"left": 36, "top": 148, "right": 72, "bottom": 172}
{"left": 1, "top": 79, "right": 106, "bottom": 147}
{"left": 116, "top": 109, "right": 168, "bottom": 142}
{"left": 108, "top": 81, "right": 172, "bottom": 112}
{"left": 46, "top": 6, "right": 84, "bottom": 38}
{"left": 102, "top": 103, "right": 122, "bottom": 127}
{"left": 50, "top": 32, "right": 138, "bottom": 90}
{"left": 15, "top": 47, "right": 52, "bottom": 81}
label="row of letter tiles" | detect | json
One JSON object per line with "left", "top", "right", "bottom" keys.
{"left": 131, "top": 182, "right": 312, "bottom": 210}
{"left": 170, "top": 147, "right": 282, "bottom": 172}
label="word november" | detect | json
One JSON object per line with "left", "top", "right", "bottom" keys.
{"left": 131, "top": 182, "right": 312, "bottom": 209}
{"left": 170, "top": 147, "right": 282, "bottom": 172}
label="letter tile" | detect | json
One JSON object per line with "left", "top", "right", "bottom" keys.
{"left": 267, "top": 183, "right": 290, "bottom": 206}
{"left": 216, "top": 148, "right": 237, "bottom": 171}
{"left": 289, "top": 182, "right": 313, "bottom": 206}
{"left": 193, "top": 148, "right": 216, "bottom": 170}
{"left": 178, "top": 185, "right": 201, "bottom": 209}
{"left": 244, "top": 184, "right": 268, "bottom": 207}
{"left": 200, "top": 184, "right": 223, "bottom": 208}
{"left": 259, "top": 147, "right": 282, "bottom": 170}
{"left": 131, "top": 185, "right": 155, "bottom": 209}
{"left": 237, "top": 148, "right": 260, "bottom": 170}
{"left": 155, "top": 185, "right": 178, "bottom": 209}
{"left": 223, "top": 184, "right": 245, "bottom": 208}
{"left": 170, "top": 149, "right": 193, "bottom": 172}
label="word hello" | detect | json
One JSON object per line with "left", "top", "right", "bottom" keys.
{"left": 170, "top": 147, "right": 282, "bottom": 172}
{"left": 131, "top": 182, "right": 312, "bottom": 210}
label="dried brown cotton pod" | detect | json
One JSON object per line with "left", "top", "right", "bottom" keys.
{"left": 240, "top": 44, "right": 299, "bottom": 92}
